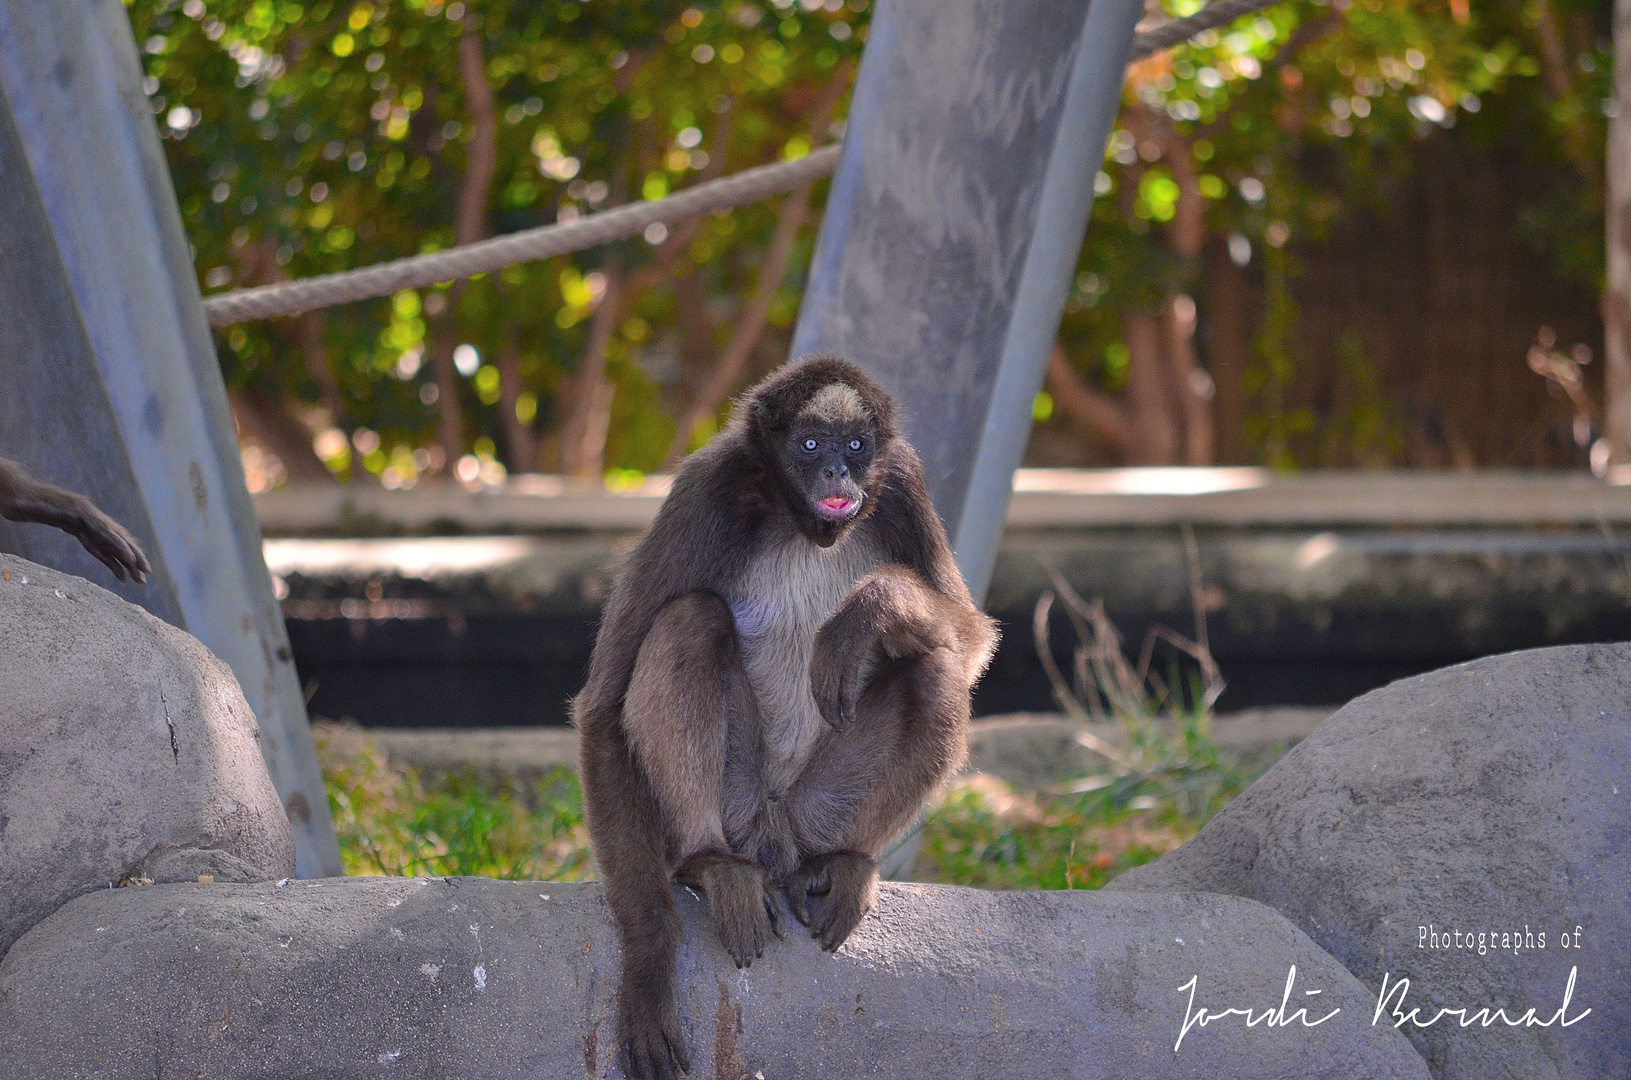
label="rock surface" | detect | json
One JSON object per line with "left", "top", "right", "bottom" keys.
{"left": 0, "top": 877, "right": 1430, "bottom": 1080}
{"left": 0, "top": 554, "right": 294, "bottom": 958}
{"left": 1109, "top": 644, "right": 1631, "bottom": 1079}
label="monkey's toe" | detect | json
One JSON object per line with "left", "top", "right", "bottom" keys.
{"left": 788, "top": 851, "right": 877, "bottom": 952}
{"left": 696, "top": 856, "right": 779, "bottom": 968}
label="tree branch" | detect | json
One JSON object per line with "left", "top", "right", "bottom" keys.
{"left": 1046, "top": 343, "right": 1134, "bottom": 458}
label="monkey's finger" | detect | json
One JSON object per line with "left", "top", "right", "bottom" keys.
{"left": 816, "top": 900, "right": 862, "bottom": 953}
{"left": 781, "top": 878, "right": 812, "bottom": 927}
{"left": 805, "top": 863, "right": 834, "bottom": 897}
{"left": 763, "top": 890, "right": 785, "bottom": 939}
{"left": 83, "top": 539, "right": 130, "bottom": 582}
{"left": 72, "top": 520, "right": 149, "bottom": 584}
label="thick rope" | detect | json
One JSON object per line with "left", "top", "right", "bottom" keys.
{"left": 202, "top": 0, "right": 1284, "bottom": 327}
{"left": 1127, "top": 0, "right": 1281, "bottom": 61}
{"left": 204, "top": 144, "right": 841, "bottom": 325}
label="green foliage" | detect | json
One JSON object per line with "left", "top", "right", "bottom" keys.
{"left": 133, "top": 0, "right": 1609, "bottom": 473}
{"left": 314, "top": 713, "right": 1268, "bottom": 890}
{"left": 129, "top": 0, "right": 866, "bottom": 475}
{"left": 1047, "top": 0, "right": 1610, "bottom": 466}
{"left": 1318, "top": 331, "right": 1407, "bottom": 467}
{"left": 316, "top": 722, "right": 593, "bottom": 880}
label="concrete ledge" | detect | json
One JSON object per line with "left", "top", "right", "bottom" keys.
{"left": 253, "top": 470, "right": 1631, "bottom": 536}
{"left": 0, "top": 878, "right": 1430, "bottom": 1080}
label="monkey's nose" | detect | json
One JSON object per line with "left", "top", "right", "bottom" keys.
{"left": 823, "top": 462, "right": 848, "bottom": 479}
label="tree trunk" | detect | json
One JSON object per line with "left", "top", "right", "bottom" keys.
{"left": 1123, "top": 310, "right": 1180, "bottom": 464}
{"left": 1165, "top": 294, "right": 1214, "bottom": 465}
{"left": 429, "top": 328, "right": 464, "bottom": 471}
{"left": 560, "top": 263, "right": 623, "bottom": 480}
{"left": 227, "top": 388, "right": 336, "bottom": 483}
{"left": 1204, "top": 238, "right": 1254, "bottom": 464}
{"left": 1607, "top": 0, "right": 1631, "bottom": 468}
{"left": 1045, "top": 342, "right": 1133, "bottom": 456}
{"left": 428, "top": 28, "right": 501, "bottom": 476}
{"left": 1120, "top": 104, "right": 1215, "bottom": 465}
{"left": 660, "top": 181, "right": 813, "bottom": 469}
{"left": 494, "top": 334, "right": 536, "bottom": 473}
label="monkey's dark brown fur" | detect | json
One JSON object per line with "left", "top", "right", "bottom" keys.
{"left": 0, "top": 456, "right": 150, "bottom": 583}
{"left": 575, "top": 356, "right": 996, "bottom": 1080}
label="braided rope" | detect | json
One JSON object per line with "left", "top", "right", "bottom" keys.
{"left": 202, "top": 0, "right": 1284, "bottom": 327}
{"left": 204, "top": 145, "right": 841, "bottom": 325}
{"left": 1128, "top": 0, "right": 1279, "bottom": 61}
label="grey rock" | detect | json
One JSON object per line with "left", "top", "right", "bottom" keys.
{"left": 1109, "top": 644, "right": 1631, "bottom": 1079}
{"left": 0, "top": 554, "right": 294, "bottom": 959}
{"left": 0, "top": 877, "right": 1429, "bottom": 1080}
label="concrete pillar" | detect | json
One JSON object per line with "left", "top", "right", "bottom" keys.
{"left": 792, "top": 0, "right": 1141, "bottom": 601}
{"left": 0, "top": 0, "right": 340, "bottom": 878}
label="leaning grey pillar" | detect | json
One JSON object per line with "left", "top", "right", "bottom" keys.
{"left": 792, "top": 0, "right": 1141, "bottom": 602}
{"left": 0, "top": 0, "right": 341, "bottom": 878}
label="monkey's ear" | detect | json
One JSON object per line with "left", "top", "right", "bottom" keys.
{"left": 750, "top": 394, "right": 777, "bottom": 433}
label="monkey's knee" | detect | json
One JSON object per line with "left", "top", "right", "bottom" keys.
{"left": 624, "top": 593, "right": 746, "bottom": 867}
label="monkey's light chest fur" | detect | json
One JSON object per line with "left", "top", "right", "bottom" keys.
{"left": 725, "top": 524, "right": 882, "bottom": 788}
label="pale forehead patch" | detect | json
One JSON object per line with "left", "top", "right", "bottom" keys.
{"left": 799, "top": 383, "right": 868, "bottom": 424}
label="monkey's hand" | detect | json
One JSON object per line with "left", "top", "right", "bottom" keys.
{"left": 2, "top": 485, "right": 151, "bottom": 584}
{"left": 675, "top": 851, "right": 783, "bottom": 968}
{"left": 783, "top": 850, "right": 877, "bottom": 953}
{"left": 812, "top": 570, "right": 950, "bottom": 728}
{"left": 620, "top": 992, "right": 690, "bottom": 1080}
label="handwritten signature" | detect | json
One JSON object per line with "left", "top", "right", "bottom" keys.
{"left": 1174, "top": 965, "right": 1592, "bottom": 1051}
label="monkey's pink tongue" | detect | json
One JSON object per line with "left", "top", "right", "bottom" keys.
{"left": 818, "top": 497, "right": 856, "bottom": 516}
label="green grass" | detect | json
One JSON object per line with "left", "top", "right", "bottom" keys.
{"left": 915, "top": 712, "right": 1262, "bottom": 890}
{"left": 315, "top": 711, "right": 1264, "bottom": 890}
{"left": 315, "top": 722, "right": 592, "bottom": 881}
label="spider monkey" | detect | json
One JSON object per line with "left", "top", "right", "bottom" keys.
{"left": 0, "top": 455, "right": 150, "bottom": 583}
{"left": 575, "top": 355, "right": 997, "bottom": 1080}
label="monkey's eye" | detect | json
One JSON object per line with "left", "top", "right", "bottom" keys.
{"left": 848, "top": 439, "right": 863, "bottom": 452}
{"left": 803, "top": 438, "right": 819, "bottom": 452}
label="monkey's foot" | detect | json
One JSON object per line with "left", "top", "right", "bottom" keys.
{"left": 621, "top": 997, "right": 690, "bottom": 1080}
{"left": 784, "top": 850, "right": 877, "bottom": 952}
{"left": 675, "top": 851, "right": 783, "bottom": 968}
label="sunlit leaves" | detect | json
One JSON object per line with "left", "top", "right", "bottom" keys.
{"left": 130, "top": 0, "right": 865, "bottom": 475}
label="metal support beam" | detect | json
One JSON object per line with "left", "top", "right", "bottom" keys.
{"left": 0, "top": 0, "right": 341, "bottom": 878}
{"left": 792, "top": 0, "right": 1141, "bottom": 603}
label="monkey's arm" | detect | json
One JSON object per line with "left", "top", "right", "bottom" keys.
{"left": 0, "top": 457, "right": 151, "bottom": 583}
{"left": 574, "top": 445, "right": 757, "bottom": 732}
{"left": 811, "top": 448, "right": 997, "bottom": 729}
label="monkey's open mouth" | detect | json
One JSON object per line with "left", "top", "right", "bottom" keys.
{"left": 816, "top": 496, "right": 859, "bottom": 519}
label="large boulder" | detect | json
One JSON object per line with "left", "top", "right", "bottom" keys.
{"left": 1109, "top": 644, "right": 1631, "bottom": 1079}
{"left": 0, "top": 554, "right": 294, "bottom": 958}
{"left": 0, "top": 877, "right": 1430, "bottom": 1080}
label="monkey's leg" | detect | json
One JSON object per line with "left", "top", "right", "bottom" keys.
{"left": 783, "top": 646, "right": 972, "bottom": 951}
{"left": 623, "top": 592, "right": 781, "bottom": 970}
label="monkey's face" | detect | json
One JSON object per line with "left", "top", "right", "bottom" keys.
{"left": 783, "top": 417, "right": 876, "bottom": 547}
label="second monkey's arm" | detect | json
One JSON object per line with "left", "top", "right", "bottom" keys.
{"left": 0, "top": 456, "right": 151, "bottom": 583}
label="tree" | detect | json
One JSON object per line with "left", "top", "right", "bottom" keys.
{"left": 130, "top": 0, "right": 866, "bottom": 486}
